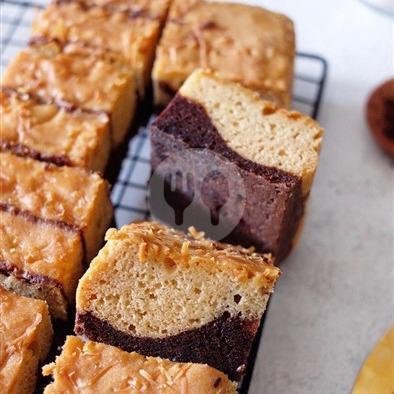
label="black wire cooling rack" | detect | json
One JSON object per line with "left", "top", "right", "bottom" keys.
{"left": 0, "top": 0, "right": 328, "bottom": 392}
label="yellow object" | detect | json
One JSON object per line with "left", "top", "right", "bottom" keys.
{"left": 352, "top": 327, "right": 394, "bottom": 394}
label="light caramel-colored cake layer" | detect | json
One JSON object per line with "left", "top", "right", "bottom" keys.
{"left": 179, "top": 69, "right": 323, "bottom": 196}
{"left": 153, "top": 0, "right": 295, "bottom": 107}
{"left": 43, "top": 336, "right": 236, "bottom": 393}
{"left": 0, "top": 205, "right": 84, "bottom": 319}
{"left": 76, "top": 221, "right": 280, "bottom": 338}
{"left": 0, "top": 287, "right": 53, "bottom": 394}
{"left": 0, "top": 87, "right": 110, "bottom": 171}
{"left": 32, "top": 0, "right": 171, "bottom": 96}
{"left": 2, "top": 40, "right": 135, "bottom": 146}
{"left": 0, "top": 152, "right": 113, "bottom": 262}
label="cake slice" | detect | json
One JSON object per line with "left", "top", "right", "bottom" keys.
{"left": 0, "top": 287, "right": 53, "bottom": 394}
{"left": 0, "top": 87, "right": 111, "bottom": 172}
{"left": 43, "top": 336, "right": 237, "bottom": 393}
{"left": 153, "top": 0, "right": 295, "bottom": 108}
{"left": 75, "top": 221, "right": 280, "bottom": 381}
{"left": 0, "top": 204, "right": 84, "bottom": 319}
{"left": 32, "top": 0, "right": 170, "bottom": 96}
{"left": 0, "top": 152, "right": 113, "bottom": 262}
{"left": 2, "top": 39, "right": 135, "bottom": 146}
{"left": 150, "top": 69, "right": 323, "bottom": 261}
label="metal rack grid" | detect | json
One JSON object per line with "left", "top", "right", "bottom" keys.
{"left": 0, "top": 0, "right": 328, "bottom": 392}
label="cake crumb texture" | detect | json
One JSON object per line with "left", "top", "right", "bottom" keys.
{"left": 179, "top": 69, "right": 323, "bottom": 196}
{"left": 76, "top": 221, "right": 280, "bottom": 338}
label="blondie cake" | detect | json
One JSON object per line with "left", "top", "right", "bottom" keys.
{"left": 32, "top": 0, "right": 171, "bottom": 96}
{"left": 2, "top": 39, "right": 135, "bottom": 146}
{"left": 0, "top": 287, "right": 53, "bottom": 394}
{"left": 0, "top": 87, "right": 110, "bottom": 172}
{"left": 0, "top": 204, "right": 84, "bottom": 319}
{"left": 43, "top": 336, "right": 237, "bottom": 393}
{"left": 150, "top": 70, "right": 323, "bottom": 261}
{"left": 153, "top": 0, "right": 295, "bottom": 108}
{"left": 75, "top": 221, "right": 281, "bottom": 380}
{"left": 0, "top": 152, "right": 113, "bottom": 262}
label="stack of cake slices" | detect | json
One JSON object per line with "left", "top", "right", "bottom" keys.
{"left": 0, "top": 0, "right": 324, "bottom": 392}
{"left": 0, "top": 0, "right": 171, "bottom": 390}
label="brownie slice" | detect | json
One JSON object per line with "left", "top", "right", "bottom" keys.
{"left": 43, "top": 336, "right": 237, "bottom": 393}
{"left": 75, "top": 221, "right": 280, "bottom": 381}
{"left": 0, "top": 152, "right": 113, "bottom": 262}
{"left": 153, "top": 0, "right": 295, "bottom": 108}
{"left": 0, "top": 287, "right": 53, "bottom": 394}
{"left": 32, "top": 0, "right": 171, "bottom": 96}
{"left": 0, "top": 87, "right": 111, "bottom": 172}
{"left": 150, "top": 70, "right": 323, "bottom": 261}
{"left": 1, "top": 39, "right": 135, "bottom": 146}
{"left": 0, "top": 204, "right": 84, "bottom": 319}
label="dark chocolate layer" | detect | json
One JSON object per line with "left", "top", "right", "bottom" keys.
{"left": 150, "top": 94, "right": 304, "bottom": 260}
{"left": 0, "top": 203, "right": 80, "bottom": 234}
{"left": 0, "top": 140, "right": 72, "bottom": 167}
{"left": 75, "top": 311, "right": 260, "bottom": 381}
{"left": 0, "top": 260, "right": 63, "bottom": 290}
{"left": 152, "top": 95, "right": 300, "bottom": 185}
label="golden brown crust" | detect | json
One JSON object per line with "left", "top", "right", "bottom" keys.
{"left": 0, "top": 287, "right": 53, "bottom": 394}
{"left": 153, "top": 0, "right": 295, "bottom": 107}
{"left": 76, "top": 221, "right": 279, "bottom": 338}
{"left": 105, "top": 221, "right": 280, "bottom": 288}
{"left": 43, "top": 336, "right": 237, "bottom": 393}
{"left": 2, "top": 40, "right": 131, "bottom": 112}
{"left": 0, "top": 87, "right": 110, "bottom": 171}
{"left": 32, "top": 1, "right": 170, "bottom": 95}
{"left": 2, "top": 40, "right": 136, "bottom": 146}
{"left": 0, "top": 152, "right": 113, "bottom": 261}
{"left": 0, "top": 205, "right": 84, "bottom": 304}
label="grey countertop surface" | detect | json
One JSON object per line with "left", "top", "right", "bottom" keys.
{"left": 247, "top": 0, "right": 393, "bottom": 393}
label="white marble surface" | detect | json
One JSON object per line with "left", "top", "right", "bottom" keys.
{"left": 241, "top": 1, "right": 393, "bottom": 393}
